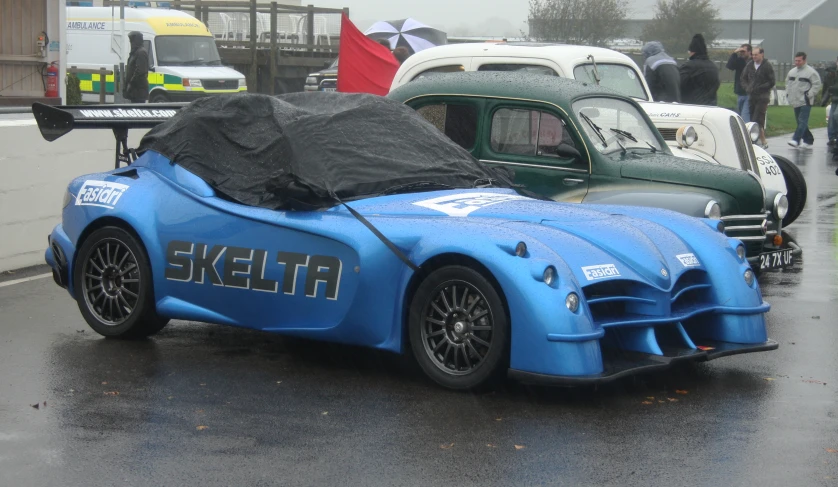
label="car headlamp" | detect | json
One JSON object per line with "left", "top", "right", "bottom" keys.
{"left": 183, "top": 79, "right": 202, "bottom": 87}
{"left": 744, "top": 269, "right": 755, "bottom": 287}
{"left": 543, "top": 266, "right": 557, "bottom": 286}
{"left": 704, "top": 200, "right": 721, "bottom": 220}
{"left": 773, "top": 194, "right": 788, "bottom": 220}
{"left": 238, "top": 78, "right": 247, "bottom": 88}
{"left": 676, "top": 125, "right": 697, "bottom": 148}
{"left": 745, "top": 122, "right": 761, "bottom": 143}
{"left": 305, "top": 76, "right": 318, "bottom": 85}
{"left": 736, "top": 244, "right": 746, "bottom": 261}
{"left": 515, "top": 241, "right": 528, "bottom": 257}
{"left": 63, "top": 190, "right": 73, "bottom": 209}
{"left": 565, "top": 292, "right": 579, "bottom": 312}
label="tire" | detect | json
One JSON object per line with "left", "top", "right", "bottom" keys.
{"left": 772, "top": 154, "right": 807, "bottom": 226}
{"left": 408, "top": 265, "right": 509, "bottom": 390}
{"left": 148, "top": 91, "right": 169, "bottom": 104}
{"left": 73, "top": 226, "right": 168, "bottom": 338}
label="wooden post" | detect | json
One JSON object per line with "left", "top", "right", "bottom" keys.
{"left": 270, "top": 2, "right": 278, "bottom": 95}
{"left": 98, "top": 68, "right": 107, "bottom": 104}
{"left": 306, "top": 4, "right": 314, "bottom": 51}
{"left": 250, "top": 0, "right": 258, "bottom": 90}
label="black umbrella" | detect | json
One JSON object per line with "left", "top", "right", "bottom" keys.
{"left": 364, "top": 18, "right": 447, "bottom": 54}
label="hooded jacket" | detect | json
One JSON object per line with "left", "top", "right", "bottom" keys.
{"left": 642, "top": 41, "right": 681, "bottom": 102}
{"left": 786, "top": 63, "right": 822, "bottom": 108}
{"left": 124, "top": 32, "right": 149, "bottom": 102}
{"left": 679, "top": 53, "right": 720, "bottom": 106}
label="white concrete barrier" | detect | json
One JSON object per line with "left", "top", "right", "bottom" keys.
{"left": 0, "top": 120, "right": 145, "bottom": 272}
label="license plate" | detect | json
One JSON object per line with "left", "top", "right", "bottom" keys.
{"left": 759, "top": 248, "right": 793, "bottom": 270}
{"left": 322, "top": 87, "right": 336, "bottom": 92}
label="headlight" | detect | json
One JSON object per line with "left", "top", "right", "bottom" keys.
{"left": 744, "top": 269, "right": 755, "bottom": 286}
{"left": 704, "top": 200, "right": 721, "bottom": 219}
{"left": 543, "top": 266, "right": 557, "bottom": 286}
{"left": 305, "top": 76, "right": 318, "bottom": 85}
{"left": 745, "top": 122, "right": 760, "bottom": 143}
{"left": 515, "top": 241, "right": 527, "bottom": 257}
{"left": 736, "top": 244, "right": 746, "bottom": 261}
{"left": 676, "top": 125, "right": 697, "bottom": 147}
{"left": 238, "top": 78, "right": 247, "bottom": 88}
{"left": 63, "top": 190, "right": 73, "bottom": 208}
{"left": 565, "top": 292, "right": 579, "bottom": 312}
{"left": 183, "top": 78, "right": 202, "bottom": 87}
{"left": 773, "top": 194, "right": 788, "bottom": 220}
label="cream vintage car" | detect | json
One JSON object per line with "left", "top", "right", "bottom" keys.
{"left": 389, "top": 42, "right": 807, "bottom": 230}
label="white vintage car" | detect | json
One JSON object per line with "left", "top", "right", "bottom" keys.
{"left": 389, "top": 42, "right": 807, "bottom": 228}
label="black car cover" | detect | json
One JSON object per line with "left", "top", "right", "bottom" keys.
{"left": 138, "top": 92, "right": 512, "bottom": 210}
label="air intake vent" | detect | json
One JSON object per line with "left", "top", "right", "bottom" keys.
{"left": 657, "top": 128, "right": 678, "bottom": 141}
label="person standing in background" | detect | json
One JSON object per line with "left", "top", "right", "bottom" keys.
{"left": 822, "top": 56, "right": 837, "bottom": 146}
{"left": 786, "top": 52, "right": 822, "bottom": 149}
{"left": 679, "top": 33, "right": 720, "bottom": 106}
{"left": 641, "top": 41, "right": 681, "bottom": 102}
{"left": 726, "top": 43, "right": 752, "bottom": 122}
{"left": 123, "top": 31, "right": 149, "bottom": 104}
{"left": 741, "top": 47, "right": 775, "bottom": 149}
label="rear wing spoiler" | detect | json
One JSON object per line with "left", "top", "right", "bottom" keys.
{"left": 32, "top": 102, "right": 186, "bottom": 167}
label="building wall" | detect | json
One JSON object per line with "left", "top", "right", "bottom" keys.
{"left": 717, "top": 20, "right": 798, "bottom": 61}
{"left": 801, "top": 0, "right": 838, "bottom": 62}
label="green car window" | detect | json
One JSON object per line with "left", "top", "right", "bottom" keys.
{"left": 572, "top": 97, "right": 663, "bottom": 155}
{"left": 573, "top": 63, "right": 648, "bottom": 100}
{"left": 490, "top": 108, "right": 578, "bottom": 158}
{"left": 416, "top": 103, "right": 479, "bottom": 150}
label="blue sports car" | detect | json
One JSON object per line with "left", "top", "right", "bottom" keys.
{"left": 34, "top": 93, "right": 776, "bottom": 390}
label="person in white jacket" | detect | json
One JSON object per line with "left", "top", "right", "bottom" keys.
{"left": 786, "top": 51, "right": 822, "bottom": 149}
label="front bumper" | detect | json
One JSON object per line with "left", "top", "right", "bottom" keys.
{"left": 160, "top": 89, "right": 247, "bottom": 102}
{"left": 509, "top": 339, "right": 779, "bottom": 385}
{"left": 45, "top": 224, "right": 76, "bottom": 296}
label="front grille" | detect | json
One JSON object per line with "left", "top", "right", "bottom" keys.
{"left": 202, "top": 79, "right": 238, "bottom": 90}
{"left": 319, "top": 78, "right": 337, "bottom": 90}
{"left": 582, "top": 270, "right": 712, "bottom": 328}
{"left": 658, "top": 128, "right": 678, "bottom": 141}
{"left": 722, "top": 213, "right": 768, "bottom": 242}
{"left": 730, "top": 115, "right": 759, "bottom": 173}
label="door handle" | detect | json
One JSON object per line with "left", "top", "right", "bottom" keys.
{"left": 563, "top": 178, "right": 584, "bottom": 186}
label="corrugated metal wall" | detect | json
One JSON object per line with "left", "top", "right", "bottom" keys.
{"left": 0, "top": 0, "right": 48, "bottom": 97}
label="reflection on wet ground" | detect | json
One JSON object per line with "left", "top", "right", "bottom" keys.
{"left": 1, "top": 130, "right": 836, "bottom": 486}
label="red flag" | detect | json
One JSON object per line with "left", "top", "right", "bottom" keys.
{"left": 337, "top": 13, "right": 399, "bottom": 95}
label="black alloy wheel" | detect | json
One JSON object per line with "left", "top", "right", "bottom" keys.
{"left": 409, "top": 266, "right": 508, "bottom": 390}
{"left": 74, "top": 227, "right": 168, "bottom": 338}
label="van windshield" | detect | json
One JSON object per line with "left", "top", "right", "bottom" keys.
{"left": 155, "top": 36, "right": 222, "bottom": 66}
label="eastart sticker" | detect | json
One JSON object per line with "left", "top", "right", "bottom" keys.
{"left": 76, "top": 180, "right": 129, "bottom": 209}
{"left": 412, "top": 192, "right": 529, "bottom": 217}
{"left": 581, "top": 264, "right": 620, "bottom": 281}
{"left": 676, "top": 253, "right": 700, "bottom": 267}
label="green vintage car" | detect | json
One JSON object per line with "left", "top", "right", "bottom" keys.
{"left": 388, "top": 72, "right": 788, "bottom": 267}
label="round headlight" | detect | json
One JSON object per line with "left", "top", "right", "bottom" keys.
{"left": 565, "top": 292, "right": 579, "bottom": 312}
{"left": 744, "top": 269, "right": 755, "bottom": 286}
{"left": 704, "top": 200, "right": 721, "bottom": 219}
{"left": 515, "top": 241, "right": 528, "bottom": 257}
{"left": 773, "top": 194, "right": 788, "bottom": 220}
{"left": 745, "top": 121, "right": 761, "bottom": 143}
{"left": 62, "top": 190, "right": 73, "bottom": 209}
{"left": 543, "top": 266, "right": 557, "bottom": 286}
{"left": 736, "top": 244, "right": 746, "bottom": 261}
{"left": 676, "top": 125, "right": 698, "bottom": 148}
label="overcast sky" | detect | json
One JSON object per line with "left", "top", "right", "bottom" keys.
{"left": 314, "top": 0, "right": 530, "bottom": 37}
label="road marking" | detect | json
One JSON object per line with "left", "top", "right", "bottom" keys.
{"left": 0, "top": 273, "right": 52, "bottom": 288}
{"left": 0, "top": 119, "right": 37, "bottom": 127}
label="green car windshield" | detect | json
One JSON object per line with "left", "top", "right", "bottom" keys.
{"left": 572, "top": 97, "right": 663, "bottom": 155}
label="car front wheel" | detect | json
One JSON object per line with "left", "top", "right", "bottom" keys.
{"left": 408, "top": 265, "right": 509, "bottom": 390}
{"left": 772, "top": 154, "right": 807, "bottom": 226}
{"left": 73, "top": 226, "right": 168, "bottom": 338}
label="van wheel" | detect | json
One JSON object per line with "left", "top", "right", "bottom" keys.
{"left": 772, "top": 154, "right": 807, "bottom": 226}
{"left": 74, "top": 226, "right": 168, "bottom": 338}
{"left": 149, "top": 91, "right": 169, "bottom": 103}
{"left": 408, "top": 266, "right": 509, "bottom": 390}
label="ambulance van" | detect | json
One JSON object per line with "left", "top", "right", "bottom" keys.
{"left": 67, "top": 7, "right": 246, "bottom": 102}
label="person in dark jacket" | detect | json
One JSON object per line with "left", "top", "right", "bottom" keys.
{"left": 822, "top": 57, "right": 837, "bottom": 146}
{"left": 741, "top": 47, "right": 775, "bottom": 148}
{"left": 641, "top": 41, "right": 681, "bottom": 102}
{"left": 679, "top": 33, "right": 720, "bottom": 106}
{"left": 123, "top": 31, "right": 149, "bottom": 103}
{"left": 726, "top": 43, "right": 752, "bottom": 121}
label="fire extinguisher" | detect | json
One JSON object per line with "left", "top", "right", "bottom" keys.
{"left": 45, "top": 62, "right": 59, "bottom": 98}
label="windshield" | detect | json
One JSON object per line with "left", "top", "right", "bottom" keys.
{"left": 572, "top": 97, "right": 663, "bottom": 155}
{"left": 573, "top": 63, "right": 648, "bottom": 100}
{"left": 155, "top": 36, "right": 222, "bottom": 66}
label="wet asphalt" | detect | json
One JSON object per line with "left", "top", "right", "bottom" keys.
{"left": 1, "top": 129, "right": 837, "bottom": 487}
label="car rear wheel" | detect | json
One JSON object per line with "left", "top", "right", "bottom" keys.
{"left": 408, "top": 266, "right": 508, "bottom": 390}
{"left": 73, "top": 226, "right": 168, "bottom": 338}
{"left": 772, "top": 154, "right": 807, "bottom": 226}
